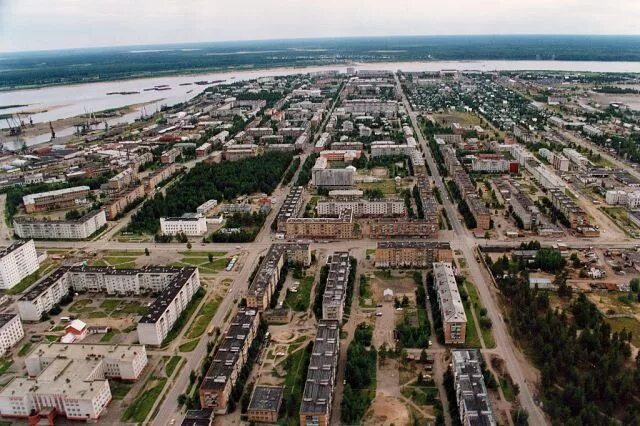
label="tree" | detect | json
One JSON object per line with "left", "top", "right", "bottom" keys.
{"left": 186, "top": 242, "right": 192, "bottom": 250}
{"left": 145, "top": 248, "right": 150, "bottom": 256}
{"left": 631, "top": 278, "right": 640, "bottom": 293}
{"left": 208, "top": 253, "right": 214, "bottom": 263}
{"left": 420, "top": 349, "right": 428, "bottom": 363}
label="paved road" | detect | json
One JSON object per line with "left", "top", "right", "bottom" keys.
{"left": 396, "top": 74, "right": 548, "bottom": 425}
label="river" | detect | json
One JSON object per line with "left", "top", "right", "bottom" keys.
{"left": 2, "top": 59, "right": 640, "bottom": 149}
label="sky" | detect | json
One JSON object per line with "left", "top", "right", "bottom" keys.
{"left": 1, "top": 0, "right": 639, "bottom": 53}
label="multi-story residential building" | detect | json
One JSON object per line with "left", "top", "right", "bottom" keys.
{"left": 161, "top": 147, "right": 181, "bottom": 164}
{"left": 247, "top": 386, "right": 283, "bottom": 424}
{"left": 467, "top": 196, "right": 491, "bottom": 230}
{"left": 370, "top": 142, "right": 414, "bottom": 158}
{"left": 471, "top": 154, "right": 518, "bottom": 174}
{"left": 0, "top": 314, "right": 24, "bottom": 356}
{"left": 454, "top": 171, "right": 476, "bottom": 198}
{"left": 23, "top": 186, "right": 90, "bottom": 213}
{"left": 451, "top": 350, "right": 496, "bottom": 426}
{"left": 104, "top": 184, "right": 146, "bottom": 220}
{"left": 316, "top": 199, "right": 405, "bottom": 218}
{"left": 322, "top": 252, "right": 350, "bottom": 322}
{"left": 342, "top": 99, "right": 398, "bottom": 117}
{"left": 562, "top": 148, "right": 590, "bottom": 169}
{"left": 142, "top": 164, "right": 179, "bottom": 192}
{"left": 606, "top": 190, "right": 640, "bottom": 209}
{"left": 246, "top": 243, "right": 311, "bottom": 311}
{"left": 508, "top": 186, "right": 539, "bottom": 230}
{"left": 107, "top": 167, "right": 137, "bottom": 191}
{"left": 433, "top": 262, "right": 467, "bottom": 344}
{"left": 299, "top": 320, "right": 340, "bottom": 426}
{"left": 331, "top": 141, "right": 364, "bottom": 151}
{"left": 200, "top": 309, "right": 260, "bottom": 413}
{"left": 538, "top": 149, "right": 570, "bottom": 172}
{"left": 327, "top": 189, "right": 364, "bottom": 200}
{"left": 246, "top": 127, "right": 274, "bottom": 138}
{"left": 311, "top": 157, "right": 356, "bottom": 189}
{"left": 374, "top": 241, "right": 452, "bottom": 268}
{"left": 14, "top": 210, "right": 107, "bottom": 240}
{"left": 369, "top": 219, "right": 438, "bottom": 238}
{"left": 196, "top": 142, "right": 212, "bottom": 157}
{"left": 17, "top": 266, "right": 200, "bottom": 346}
{"left": 285, "top": 209, "right": 355, "bottom": 240}
{"left": 548, "top": 188, "right": 588, "bottom": 229}
{"left": 583, "top": 124, "right": 603, "bottom": 137}
{"left": 276, "top": 186, "right": 304, "bottom": 232}
{"left": 0, "top": 239, "right": 39, "bottom": 290}
{"left": 0, "top": 343, "right": 147, "bottom": 421}
{"left": 319, "top": 150, "right": 361, "bottom": 162}
{"left": 160, "top": 213, "right": 208, "bottom": 236}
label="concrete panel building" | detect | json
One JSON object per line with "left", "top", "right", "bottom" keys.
{"left": 285, "top": 209, "right": 356, "bottom": 240}
{"left": 311, "top": 157, "right": 356, "bottom": 189}
{"left": 0, "top": 239, "right": 39, "bottom": 290}
{"left": 0, "top": 314, "right": 24, "bottom": 356}
{"left": 322, "top": 252, "right": 350, "bottom": 322}
{"left": 374, "top": 241, "right": 453, "bottom": 268}
{"left": 316, "top": 199, "right": 405, "bottom": 218}
{"left": 433, "top": 262, "right": 467, "bottom": 344}
{"left": 276, "top": 186, "right": 304, "bottom": 232}
{"left": 451, "top": 350, "right": 496, "bottom": 426}
{"left": 14, "top": 210, "right": 107, "bottom": 240}
{"left": 23, "top": 186, "right": 90, "bottom": 213}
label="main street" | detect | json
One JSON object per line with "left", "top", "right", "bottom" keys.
{"left": 395, "top": 74, "right": 548, "bottom": 424}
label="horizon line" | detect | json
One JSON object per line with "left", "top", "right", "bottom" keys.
{"left": 2, "top": 33, "right": 640, "bottom": 56}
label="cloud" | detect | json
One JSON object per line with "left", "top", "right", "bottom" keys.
{"left": 0, "top": 0, "right": 638, "bottom": 52}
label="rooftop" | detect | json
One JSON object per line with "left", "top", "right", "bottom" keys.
{"left": 248, "top": 385, "right": 284, "bottom": 412}
{"left": 0, "top": 239, "right": 30, "bottom": 258}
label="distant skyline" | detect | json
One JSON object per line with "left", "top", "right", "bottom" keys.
{"left": 1, "top": 0, "right": 639, "bottom": 53}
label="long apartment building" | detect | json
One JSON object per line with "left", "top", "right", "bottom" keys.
{"left": 316, "top": 199, "right": 405, "bottom": 218}
{"left": 466, "top": 196, "right": 491, "bottom": 230}
{"left": 276, "top": 186, "right": 305, "bottom": 232}
{"left": 23, "top": 186, "right": 90, "bottom": 213}
{"left": 285, "top": 209, "right": 355, "bottom": 240}
{"left": 508, "top": 184, "right": 539, "bottom": 230}
{"left": 246, "top": 243, "right": 311, "bottom": 311}
{"left": 0, "top": 314, "right": 24, "bottom": 356}
{"left": 199, "top": 309, "right": 260, "bottom": 413}
{"left": 14, "top": 210, "right": 107, "bottom": 240}
{"left": 0, "top": 343, "right": 147, "bottom": 421}
{"left": 548, "top": 188, "right": 588, "bottom": 229}
{"left": 374, "top": 241, "right": 452, "bottom": 268}
{"left": 0, "top": 239, "right": 39, "bottom": 290}
{"left": 369, "top": 218, "right": 438, "bottom": 238}
{"left": 322, "top": 252, "right": 350, "bottom": 322}
{"left": 451, "top": 350, "right": 496, "bottom": 426}
{"left": 17, "top": 266, "right": 200, "bottom": 346}
{"left": 104, "top": 183, "right": 146, "bottom": 220}
{"left": 311, "top": 157, "right": 356, "bottom": 189}
{"left": 433, "top": 262, "right": 467, "bottom": 344}
{"left": 299, "top": 320, "right": 340, "bottom": 426}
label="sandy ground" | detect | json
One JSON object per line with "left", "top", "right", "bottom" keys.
{"left": 364, "top": 395, "right": 411, "bottom": 426}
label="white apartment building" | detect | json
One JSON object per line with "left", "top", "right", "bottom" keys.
{"left": 17, "top": 266, "right": 200, "bottom": 346}
{"left": 160, "top": 214, "right": 208, "bottom": 236}
{"left": 563, "top": 148, "right": 590, "bottom": 169}
{"left": 606, "top": 190, "right": 640, "bottom": 208}
{"left": 13, "top": 210, "right": 107, "bottom": 240}
{"left": 370, "top": 141, "right": 414, "bottom": 158}
{"left": 0, "top": 239, "right": 39, "bottom": 290}
{"left": 0, "top": 344, "right": 147, "bottom": 421}
{"left": 509, "top": 145, "right": 535, "bottom": 166}
{"left": 0, "top": 314, "right": 24, "bottom": 356}
{"left": 583, "top": 124, "right": 603, "bottom": 137}
{"left": 316, "top": 199, "right": 405, "bottom": 217}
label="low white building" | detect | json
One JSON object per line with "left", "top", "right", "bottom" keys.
{"left": 13, "top": 210, "right": 107, "bottom": 240}
{"left": 0, "top": 314, "right": 24, "bottom": 356}
{"left": 160, "top": 213, "right": 207, "bottom": 236}
{"left": 0, "top": 239, "right": 39, "bottom": 290}
{"left": 0, "top": 343, "right": 147, "bottom": 421}
{"left": 196, "top": 199, "right": 218, "bottom": 216}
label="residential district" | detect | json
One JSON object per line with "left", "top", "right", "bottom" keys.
{"left": 0, "top": 68, "right": 639, "bottom": 425}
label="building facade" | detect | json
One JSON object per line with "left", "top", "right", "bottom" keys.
{"left": 14, "top": 210, "right": 107, "bottom": 240}
{"left": 0, "top": 239, "right": 39, "bottom": 290}
{"left": 433, "top": 262, "right": 467, "bottom": 344}
{"left": 374, "top": 241, "right": 453, "bottom": 268}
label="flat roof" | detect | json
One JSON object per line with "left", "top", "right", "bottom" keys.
{"left": 0, "top": 239, "right": 30, "bottom": 258}
{"left": 0, "top": 313, "right": 18, "bottom": 329}
{"left": 23, "top": 186, "right": 90, "bottom": 205}
{"left": 248, "top": 385, "right": 284, "bottom": 412}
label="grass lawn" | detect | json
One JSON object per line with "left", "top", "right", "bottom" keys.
{"left": 606, "top": 317, "right": 640, "bottom": 347}
{"left": 281, "top": 347, "right": 311, "bottom": 425}
{"left": 17, "top": 343, "right": 32, "bottom": 357}
{"left": 185, "top": 297, "right": 221, "bottom": 339}
{"left": 373, "top": 270, "right": 396, "bottom": 281}
{"left": 100, "top": 299, "right": 122, "bottom": 311}
{"left": 44, "top": 335, "right": 58, "bottom": 342}
{"left": 178, "top": 251, "right": 227, "bottom": 257}
{"left": 601, "top": 206, "right": 640, "bottom": 236}
{"left": 500, "top": 375, "right": 517, "bottom": 402}
{"left": 111, "top": 381, "right": 133, "bottom": 400}
{"left": 105, "top": 251, "right": 144, "bottom": 257}
{"left": 69, "top": 299, "right": 95, "bottom": 313}
{"left": 179, "top": 339, "right": 199, "bottom": 352}
{"left": 6, "top": 260, "right": 57, "bottom": 295}
{"left": 104, "top": 256, "right": 139, "bottom": 264}
{"left": 462, "top": 301, "right": 482, "bottom": 348}
{"left": 162, "top": 288, "right": 205, "bottom": 346}
{"left": 464, "top": 281, "right": 496, "bottom": 348}
{"left": 88, "top": 311, "right": 108, "bottom": 318}
{"left": 91, "top": 259, "right": 109, "bottom": 267}
{"left": 0, "top": 359, "right": 12, "bottom": 375}
{"left": 357, "top": 179, "right": 397, "bottom": 195}
{"left": 121, "top": 378, "right": 167, "bottom": 422}
{"left": 114, "top": 262, "right": 136, "bottom": 269}
{"left": 285, "top": 276, "right": 314, "bottom": 311}
{"left": 165, "top": 356, "right": 182, "bottom": 377}
{"left": 100, "top": 330, "right": 118, "bottom": 342}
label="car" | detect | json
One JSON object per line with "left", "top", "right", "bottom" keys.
{"left": 376, "top": 304, "right": 383, "bottom": 308}
{"left": 396, "top": 307, "right": 403, "bottom": 311}
{"left": 428, "top": 340, "right": 432, "bottom": 346}
{"left": 376, "top": 312, "right": 382, "bottom": 316}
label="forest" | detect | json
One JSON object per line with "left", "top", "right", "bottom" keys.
{"left": 486, "top": 251, "right": 640, "bottom": 424}
{"left": 341, "top": 323, "right": 377, "bottom": 424}
{"left": 127, "top": 151, "right": 293, "bottom": 234}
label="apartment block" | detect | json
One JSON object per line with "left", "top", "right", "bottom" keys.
{"left": 316, "top": 199, "right": 405, "bottom": 218}
{"left": 14, "top": 210, "right": 107, "bottom": 240}
{"left": 246, "top": 243, "right": 311, "bottom": 311}
{"left": 299, "top": 320, "right": 340, "bottom": 426}
{"left": 0, "top": 239, "right": 39, "bottom": 290}
{"left": 466, "top": 196, "right": 491, "bottom": 230}
{"left": 199, "top": 309, "right": 260, "bottom": 413}
{"left": 374, "top": 241, "right": 453, "bottom": 268}
{"left": 0, "top": 314, "right": 24, "bottom": 356}
{"left": 285, "top": 209, "right": 355, "bottom": 240}
{"left": 104, "top": 184, "right": 146, "bottom": 220}
{"left": 108, "top": 167, "right": 137, "bottom": 191}
{"left": 161, "top": 147, "right": 181, "bottom": 164}
{"left": 23, "top": 186, "right": 90, "bottom": 213}
{"left": 433, "top": 262, "right": 467, "bottom": 344}
{"left": 311, "top": 157, "right": 356, "bottom": 189}
{"left": 548, "top": 188, "right": 588, "bottom": 229}
{"left": 369, "top": 218, "right": 438, "bottom": 238}
{"left": 0, "top": 343, "right": 147, "bottom": 421}
{"left": 276, "top": 186, "right": 304, "bottom": 232}
{"left": 322, "top": 252, "right": 350, "bottom": 322}
{"left": 451, "top": 350, "right": 496, "bottom": 426}
{"left": 508, "top": 185, "right": 539, "bottom": 230}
